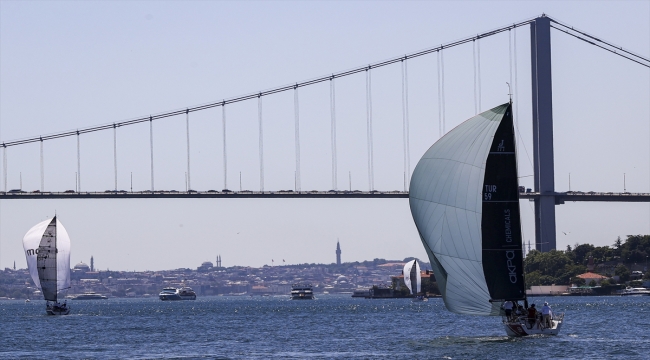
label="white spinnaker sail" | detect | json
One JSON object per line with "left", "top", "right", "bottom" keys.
{"left": 414, "top": 260, "right": 421, "bottom": 294}
{"left": 22, "top": 217, "right": 71, "bottom": 299}
{"left": 403, "top": 260, "right": 414, "bottom": 294}
{"left": 403, "top": 260, "right": 422, "bottom": 295}
{"left": 409, "top": 105, "right": 509, "bottom": 316}
{"left": 23, "top": 219, "right": 51, "bottom": 291}
{"left": 55, "top": 218, "right": 72, "bottom": 293}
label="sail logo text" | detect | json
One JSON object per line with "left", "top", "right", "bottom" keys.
{"left": 504, "top": 209, "right": 512, "bottom": 242}
{"left": 506, "top": 250, "right": 517, "bottom": 283}
{"left": 25, "top": 248, "right": 56, "bottom": 256}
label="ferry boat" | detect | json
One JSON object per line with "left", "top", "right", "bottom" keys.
{"left": 71, "top": 292, "right": 108, "bottom": 300}
{"left": 178, "top": 287, "right": 197, "bottom": 300}
{"left": 291, "top": 284, "right": 314, "bottom": 300}
{"left": 159, "top": 287, "right": 182, "bottom": 301}
{"left": 620, "top": 287, "right": 650, "bottom": 296}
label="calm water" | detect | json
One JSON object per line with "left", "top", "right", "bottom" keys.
{"left": 1, "top": 295, "right": 649, "bottom": 359}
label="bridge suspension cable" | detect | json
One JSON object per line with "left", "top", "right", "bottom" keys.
{"left": 113, "top": 124, "right": 117, "bottom": 191}
{"left": 476, "top": 36, "right": 482, "bottom": 113}
{"left": 401, "top": 58, "right": 411, "bottom": 191}
{"left": 1, "top": 17, "right": 540, "bottom": 148}
{"left": 258, "top": 94, "right": 264, "bottom": 192}
{"left": 77, "top": 131, "right": 81, "bottom": 192}
{"left": 365, "top": 67, "right": 375, "bottom": 191}
{"left": 222, "top": 103, "right": 227, "bottom": 190}
{"left": 549, "top": 18, "right": 650, "bottom": 68}
{"left": 2, "top": 146, "right": 6, "bottom": 191}
{"left": 437, "top": 49, "right": 446, "bottom": 137}
{"left": 294, "top": 85, "right": 301, "bottom": 192}
{"left": 186, "top": 109, "right": 191, "bottom": 191}
{"left": 39, "top": 138, "right": 44, "bottom": 192}
{"left": 149, "top": 116, "right": 154, "bottom": 191}
{"left": 330, "top": 77, "right": 337, "bottom": 191}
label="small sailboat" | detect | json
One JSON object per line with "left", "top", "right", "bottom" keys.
{"left": 409, "top": 103, "right": 563, "bottom": 336}
{"left": 22, "top": 216, "right": 71, "bottom": 315}
{"left": 403, "top": 259, "right": 427, "bottom": 301}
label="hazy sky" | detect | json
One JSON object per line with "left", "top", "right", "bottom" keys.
{"left": 1, "top": 1, "right": 649, "bottom": 271}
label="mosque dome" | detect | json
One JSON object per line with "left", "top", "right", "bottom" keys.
{"left": 74, "top": 262, "right": 90, "bottom": 272}
{"left": 201, "top": 261, "right": 214, "bottom": 267}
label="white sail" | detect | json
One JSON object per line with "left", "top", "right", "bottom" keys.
{"left": 403, "top": 259, "right": 422, "bottom": 295}
{"left": 403, "top": 260, "right": 415, "bottom": 294}
{"left": 55, "top": 217, "right": 72, "bottom": 293}
{"left": 414, "top": 260, "right": 421, "bottom": 294}
{"left": 22, "top": 217, "right": 71, "bottom": 301}
{"left": 22, "top": 219, "right": 51, "bottom": 291}
{"left": 409, "top": 105, "right": 510, "bottom": 316}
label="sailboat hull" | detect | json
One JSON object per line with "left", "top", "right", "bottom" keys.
{"left": 503, "top": 315, "right": 563, "bottom": 336}
{"left": 46, "top": 303, "right": 70, "bottom": 316}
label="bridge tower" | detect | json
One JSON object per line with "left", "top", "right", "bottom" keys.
{"left": 530, "top": 15, "right": 557, "bottom": 252}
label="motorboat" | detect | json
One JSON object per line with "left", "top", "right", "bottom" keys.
{"left": 178, "top": 287, "right": 197, "bottom": 300}
{"left": 621, "top": 287, "right": 650, "bottom": 296}
{"left": 291, "top": 284, "right": 314, "bottom": 300}
{"left": 71, "top": 292, "right": 108, "bottom": 300}
{"left": 159, "top": 287, "right": 182, "bottom": 300}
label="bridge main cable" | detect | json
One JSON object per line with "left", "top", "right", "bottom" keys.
{"left": 0, "top": 17, "right": 540, "bottom": 148}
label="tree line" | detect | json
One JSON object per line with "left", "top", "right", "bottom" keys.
{"left": 524, "top": 235, "right": 650, "bottom": 287}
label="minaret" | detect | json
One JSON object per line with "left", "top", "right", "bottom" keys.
{"left": 336, "top": 240, "right": 341, "bottom": 265}
{"left": 13, "top": 261, "right": 16, "bottom": 270}
{"left": 91, "top": 256, "right": 94, "bottom": 272}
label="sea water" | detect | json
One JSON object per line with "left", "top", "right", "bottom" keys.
{"left": 1, "top": 295, "right": 649, "bottom": 359}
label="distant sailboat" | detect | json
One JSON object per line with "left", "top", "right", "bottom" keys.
{"left": 403, "top": 259, "right": 426, "bottom": 301}
{"left": 22, "top": 216, "right": 71, "bottom": 315}
{"left": 409, "top": 103, "right": 563, "bottom": 336}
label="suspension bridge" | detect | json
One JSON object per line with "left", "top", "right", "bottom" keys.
{"left": 2, "top": 15, "right": 649, "bottom": 253}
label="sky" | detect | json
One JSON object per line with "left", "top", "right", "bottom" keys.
{"left": 1, "top": 1, "right": 649, "bottom": 271}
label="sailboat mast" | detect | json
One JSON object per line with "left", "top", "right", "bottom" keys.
{"left": 53, "top": 216, "right": 58, "bottom": 302}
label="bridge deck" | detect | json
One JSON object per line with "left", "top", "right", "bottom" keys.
{"left": 1, "top": 191, "right": 649, "bottom": 201}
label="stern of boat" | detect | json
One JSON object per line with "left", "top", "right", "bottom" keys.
{"left": 503, "top": 313, "right": 564, "bottom": 337}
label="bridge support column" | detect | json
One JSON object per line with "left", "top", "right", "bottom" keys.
{"left": 530, "top": 16, "right": 557, "bottom": 252}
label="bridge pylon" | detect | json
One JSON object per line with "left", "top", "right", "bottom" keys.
{"left": 530, "top": 15, "right": 557, "bottom": 253}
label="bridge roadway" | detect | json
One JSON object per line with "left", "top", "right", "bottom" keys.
{"left": 1, "top": 190, "right": 649, "bottom": 201}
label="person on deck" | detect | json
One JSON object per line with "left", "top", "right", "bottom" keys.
{"left": 542, "top": 302, "right": 553, "bottom": 328}
{"left": 503, "top": 301, "right": 513, "bottom": 320}
{"left": 527, "top": 304, "right": 537, "bottom": 329}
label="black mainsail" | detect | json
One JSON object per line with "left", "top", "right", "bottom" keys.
{"left": 481, "top": 106, "right": 526, "bottom": 302}
{"left": 409, "top": 103, "right": 525, "bottom": 315}
{"left": 37, "top": 217, "right": 58, "bottom": 302}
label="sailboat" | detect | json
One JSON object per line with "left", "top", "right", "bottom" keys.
{"left": 409, "top": 103, "right": 563, "bottom": 336}
{"left": 22, "top": 216, "right": 71, "bottom": 315}
{"left": 403, "top": 259, "right": 427, "bottom": 301}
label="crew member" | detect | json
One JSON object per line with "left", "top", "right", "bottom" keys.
{"left": 503, "top": 301, "right": 513, "bottom": 320}
{"left": 541, "top": 302, "right": 553, "bottom": 329}
{"left": 527, "top": 304, "right": 537, "bottom": 329}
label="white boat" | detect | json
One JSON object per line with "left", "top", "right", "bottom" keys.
{"left": 404, "top": 259, "right": 427, "bottom": 302}
{"left": 159, "top": 287, "right": 182, "bottom": 300}
{"left": 71, "top": 292, "right": 108, "bottom": 300}
{"left": 621, "top": 287, "right": 650, "bottom": 296}
{"left": 291, "top": 284, "right": 314, "bottom": 300}
{"left": 178, "top": 287, "right": 197, "bottom": 300}
{"left": 409, "top": 103, "right": 563, "bottom": 336}
{"left": 22, "top": 216, "right": 71, "bottom": 315}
